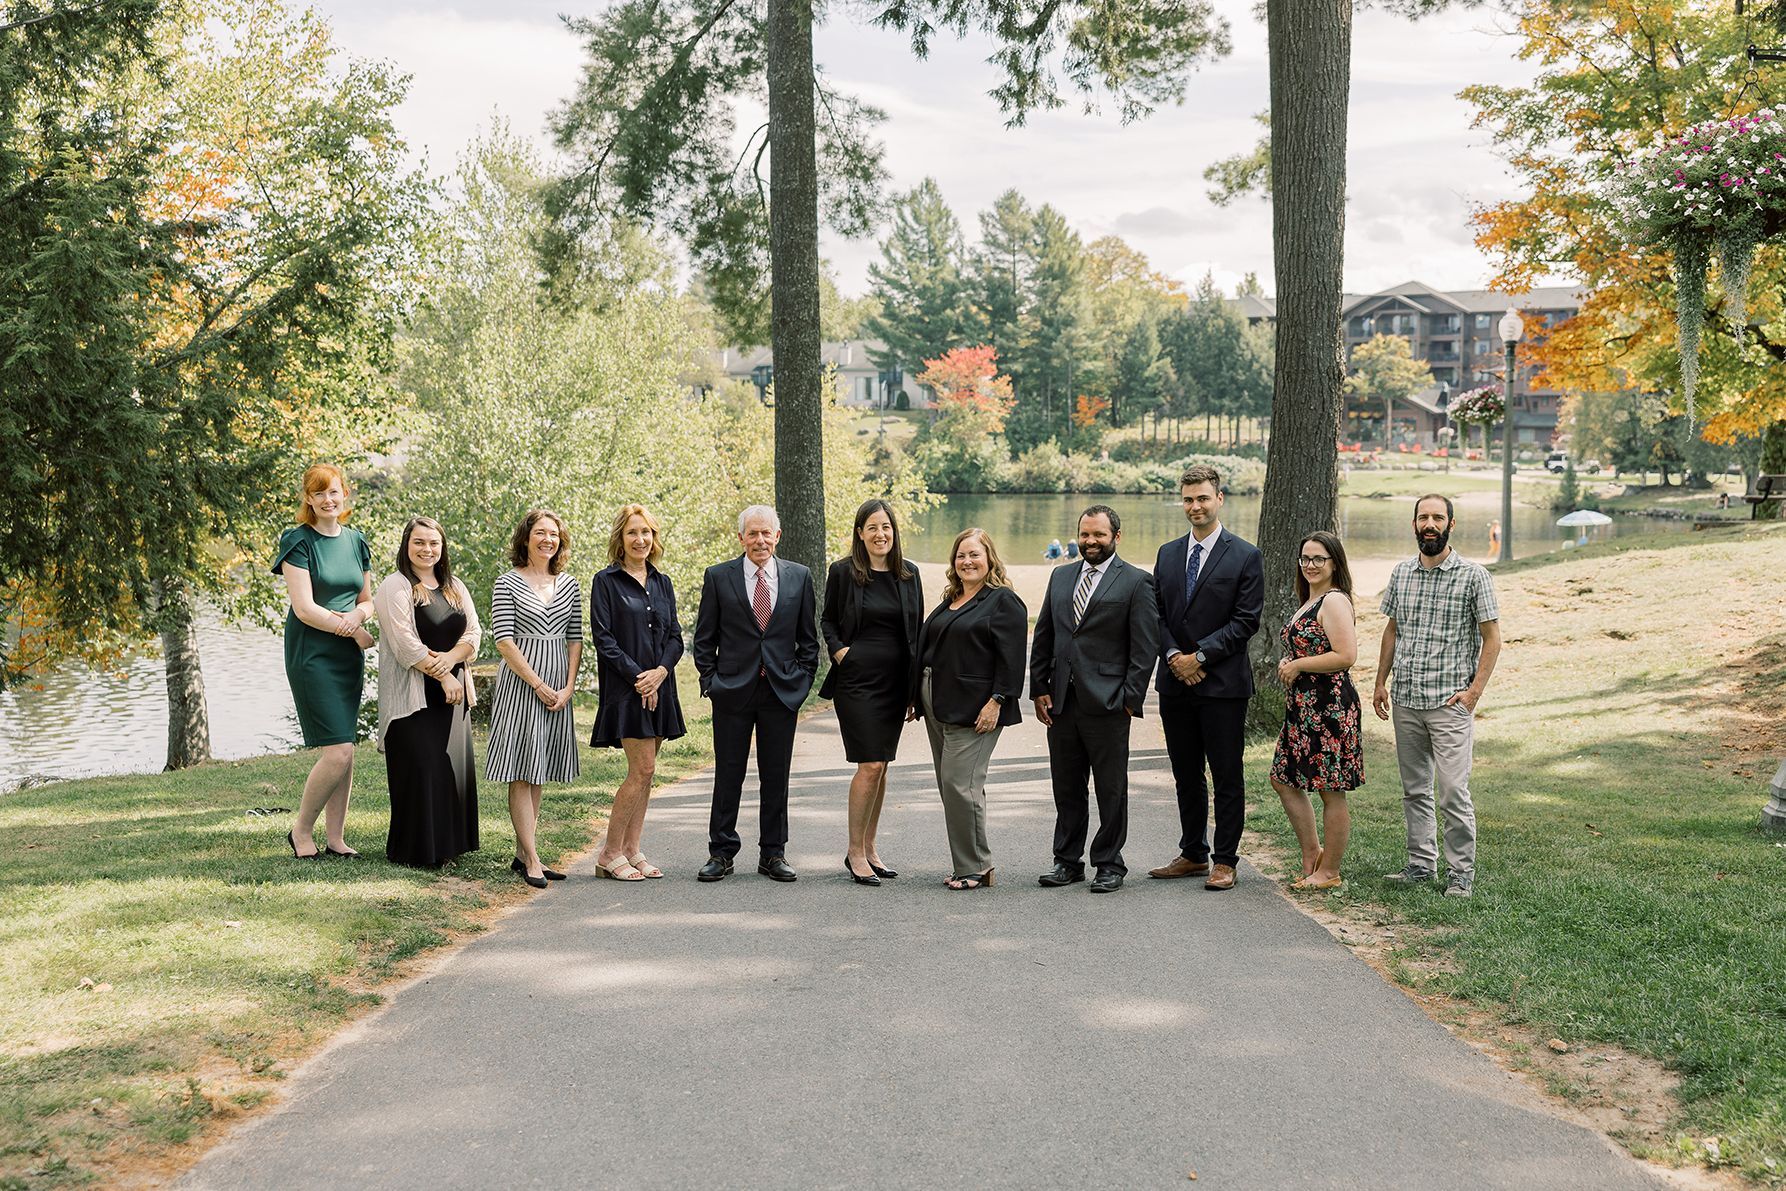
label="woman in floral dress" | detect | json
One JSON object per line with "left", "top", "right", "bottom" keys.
{"left": 1269, "top": 530, "right": 1363, "bottom": 890}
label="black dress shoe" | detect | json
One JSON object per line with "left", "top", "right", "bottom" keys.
{"left": 758, "top": 856, "right": 798, "bottom": 882}
{"left": 697, "top": 855, "right": 734, "bottom": 882}
{"left": 1090, "top": 870, "right": 1124, "bottom": 893}
{"left": 867, "top": 861, "right": 898, "bottom": 879}
{"left": 1038, "top": 863, "right": 1085, "bottom": 887}
{"left": 845, "top": 856, "right": 881, "bottom": 886}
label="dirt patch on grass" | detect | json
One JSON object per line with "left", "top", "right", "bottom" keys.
{"left": 1251, "top": 845, "right": 1744, "bottom": 1191}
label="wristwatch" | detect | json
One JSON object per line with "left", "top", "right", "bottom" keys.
{"left": 1194, "top": 650, "right": 1208, "bottom": 665}
{"left": 990, "top": 693, "right": 1007, "bottom": 705}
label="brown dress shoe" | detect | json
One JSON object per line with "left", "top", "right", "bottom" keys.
{"left": 1204, "top": 864, "right": 1237, "bottom": 891}
{"left": 1148, "top": 856, "right": 1212, "bottom": 879}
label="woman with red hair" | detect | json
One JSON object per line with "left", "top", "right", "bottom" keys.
{"left": 272, "top": 464, "right": 376, "bottom": 859}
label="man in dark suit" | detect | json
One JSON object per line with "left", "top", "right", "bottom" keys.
{"left": 692, "top": 505, "right": 819, "bottom": 882}
{"left": 1150, "top": 465, "right": 1263, "bottom": 891}
{"left": 1031, "top": 505, "right": 1159, "bottom": 893}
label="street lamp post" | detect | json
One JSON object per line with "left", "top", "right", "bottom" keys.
{"left": 1436, "top": 379, "right": 1453, "bottom": 474}
{"left": 1498, "top": 307, "right": 1524, "bottom": 565}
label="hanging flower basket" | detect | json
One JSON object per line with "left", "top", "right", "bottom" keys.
{"left": 1609, "top": 108, "right": 1786, "bottom": 429}
{"left": 1447, "top": 385, "right": 1505, "bottom": 426}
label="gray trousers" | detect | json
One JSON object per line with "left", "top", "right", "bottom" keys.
{"left": 1391, "top": 702, "right": 1477, "bottom": 877}
{"left": 921, "top": 671, "right": 1000, "bottom": 878}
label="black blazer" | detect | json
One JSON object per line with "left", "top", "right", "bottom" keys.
{"left": 1153, "top": 527, "right": 1264, "bottom": 701}
{"left": 1029, "top": 555, "right": 1159, "bottom": 716}
{"left": 692, "top": 556, "right": 819, "bottom": 713}
{"left": 915, "top": 585, "right": 1027, "bottom": 728}
{"left": 817, "top": 557, "right": 923, "bottom": 701}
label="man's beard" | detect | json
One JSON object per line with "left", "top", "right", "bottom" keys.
{"left": 1417, "top": 526, "right": 1452, "bottom": 557}
{"left": 1079, "top": 540, "right": 1112, "bottom": 565}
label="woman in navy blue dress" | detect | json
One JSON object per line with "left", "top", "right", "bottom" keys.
{"left": 588, "top": 504, "right": 686, "bottom": 881}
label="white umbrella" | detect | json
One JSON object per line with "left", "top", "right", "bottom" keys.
{"left": 1556, "top": 510, "right": 1613, "bottom": 527}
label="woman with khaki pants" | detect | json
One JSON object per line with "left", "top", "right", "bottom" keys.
{"left": 913, "top": 528, "right": 1027, "bottom": 890}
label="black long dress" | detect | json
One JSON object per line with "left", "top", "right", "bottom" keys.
{"left": 834, "top": 570, "right": 910, "bottom": 762}
{"left": 385, "top": 597, "right": 478, "bottom": 867}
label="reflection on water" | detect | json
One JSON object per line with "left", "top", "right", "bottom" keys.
{"left": 906, "top": 492, "right": 1675, "bottom": 566}
{"left": 0, "top": 605, "right": 301, "bottom": 792}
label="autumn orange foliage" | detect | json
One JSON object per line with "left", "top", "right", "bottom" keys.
{"left": 1072, "top": 394, "right": 1111, "bottom": 427}
{"left": 917, "top": 345, "right": 1016, "bottom": 432}
{"left": 1463, "top": 0, "right": 1786, "bottom": 444}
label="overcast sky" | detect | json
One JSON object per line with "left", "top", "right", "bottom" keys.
{"left": 306, "top": 0, "right": 1547, "bottom": 298}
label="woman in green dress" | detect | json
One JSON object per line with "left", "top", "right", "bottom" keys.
{"left": 272, "top": 464, "right": 376, "bottom": 859}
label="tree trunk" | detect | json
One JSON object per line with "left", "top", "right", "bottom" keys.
{"left": 154, "top": 575, "right": 212, "bottom": 770}
{"left": 1759, "top": 421, "right": 1786, "bottom": 520}
{"left": 766, "top": 0, "right": 827, "bottom": 616}
{"left": 1252, "top": 0, "right": 1351, "bottom": 733}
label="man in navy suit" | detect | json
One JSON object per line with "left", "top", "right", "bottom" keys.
{"left": 1149, "top": 464, "right": 1263, "bottom": 891}
{"left": 692, "top": 505, "right": 819, "bottom": 882}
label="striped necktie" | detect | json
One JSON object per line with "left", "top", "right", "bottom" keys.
{"left": 1072, "top": 564, "right": 1096, "bottom": 627}
{"left": 753, "top": 568, "right": 771, "bottom": 631}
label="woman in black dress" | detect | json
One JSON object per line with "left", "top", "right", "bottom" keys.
{"left": 589, "top": 504, "right": 686, "bottom": 881}
{"left": 1269, "top": 530, "right": 1363, "bottom": 891}
{"left": 374, "top": 517, "right": 482, "bottom": 867}
{"left": 821, "top": 499, "right": 923, "bottom": 887}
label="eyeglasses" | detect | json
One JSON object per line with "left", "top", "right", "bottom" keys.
{"left": 1297, "top": 556, "right": 1332, "bottom": 567}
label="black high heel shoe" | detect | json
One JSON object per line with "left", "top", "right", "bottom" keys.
{"left": 287, "top": 831, "right": 318, "bottom": 860}
{"left": 511, "top": 857, "right": 548, "bottom": 889}
{"left": 323, "top": 845, "right": 360, "bottom": 858}
{"left": 844, "top": 856, "right": 881, "bottom": 886}
{"left": 868, "top": 860, "right": 898, "bottom": 879}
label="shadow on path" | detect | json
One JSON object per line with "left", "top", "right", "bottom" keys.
{"left": 182, "top": 701, "right": 1664, "bottom": 1190}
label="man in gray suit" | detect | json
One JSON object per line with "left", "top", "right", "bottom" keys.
{"left": 1030, "top": 505, "right": 1160, "bottom": 893}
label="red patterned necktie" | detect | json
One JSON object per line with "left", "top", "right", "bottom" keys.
{"left": 753, "top": 568, "right": 771, "bottom": 631}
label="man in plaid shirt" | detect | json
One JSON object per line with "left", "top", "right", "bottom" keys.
{"left": 1373, "top": 494, "right": 1502, "bottom": 898}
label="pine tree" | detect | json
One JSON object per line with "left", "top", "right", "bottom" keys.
{"left": 1006, "top": 204, "right": 1095, "bottom": 453}
{"left": 966, "top": 189, "right": 1035, "bottom": 393}
{"left": 864, "top": 178, "right": 972, "bottom": 375}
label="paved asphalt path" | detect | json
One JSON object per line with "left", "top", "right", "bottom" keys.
{"left": 183, "top": 702, "right": 1666, "bottom": 1191}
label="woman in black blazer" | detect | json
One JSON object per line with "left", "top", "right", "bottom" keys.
{"left": 588, "top": 504, "right": 686, "bottom": 881}
{"left": 915, "top": 527, "right": 1026, "bottom": 889}
{"left": 822, "top": 500, "right": 923, "bottom": 887}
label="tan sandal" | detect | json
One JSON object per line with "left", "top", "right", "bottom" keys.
{"left": 1294, "top": 874, "right": 1345, "bottom": 891}
{"left": 597, "top": 855, "right": 645, "bottom": 881}
{"left": 627, "top": 853, "right": 663, "bottom": 879}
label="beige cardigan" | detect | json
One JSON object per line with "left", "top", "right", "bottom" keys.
{"left": 374, "top": 572, "right": 482, "bottom": 750}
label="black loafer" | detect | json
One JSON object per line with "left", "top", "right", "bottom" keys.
{"left": 758, "top": 856, "right": 798, "bottom": 882}
{"left": 698, "top": 855, "right": 734, "bottom": 882}
{"left": 1090, "top": 870, "right": 1124, "bottom": 893}
{"left": 1038, "top": 863, "right": 1085, "bottom": 887}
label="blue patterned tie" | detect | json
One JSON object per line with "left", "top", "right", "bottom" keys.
{"left": 1185, "top": 541, "right": 1204, "bottom": 602}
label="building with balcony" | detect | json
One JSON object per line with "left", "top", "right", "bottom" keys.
{"left": 1342, "top": 281, "right": 1583, "bottom": 447}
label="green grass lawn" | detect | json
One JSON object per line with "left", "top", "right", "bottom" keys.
{"left": 0, "top": 700, "right": 713, "bottom": 1189}
{"left": 1242, "top": 523, "right": 1786, "bottom": 1184}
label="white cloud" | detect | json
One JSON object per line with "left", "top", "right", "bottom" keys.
{"left": 307, "top": 0, "right": 1553, "bottom": 299}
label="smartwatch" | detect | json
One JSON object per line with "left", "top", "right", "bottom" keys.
{"left": 1194, "top": 650, "right": 1208, "bottom": 665}
{"left": 990, "top": 693, "right": 1007, "bottom": 705}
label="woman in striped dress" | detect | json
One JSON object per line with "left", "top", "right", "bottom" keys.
{"left": 487, "top": 509, "right": 583, "bottom": 889}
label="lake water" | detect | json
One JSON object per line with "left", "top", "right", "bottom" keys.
{"left": 905, "top": 492, "right": 1665, "bottom": 566}
{"left": 0, "top": 605, "right": 301, "bottom": 793}
{"left": 1, "top": 490, "right": 1682, "bottom": 792}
